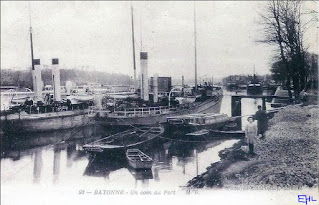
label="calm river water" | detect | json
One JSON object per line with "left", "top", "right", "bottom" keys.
{"left": 0, "top": 90, "right": 273, "bottom": 190}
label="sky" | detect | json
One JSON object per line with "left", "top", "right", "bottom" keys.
{"left": 1, "top": 1, "right": 318, "bottom": 81}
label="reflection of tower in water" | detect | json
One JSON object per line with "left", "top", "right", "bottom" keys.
{"left": 66, "top": 145, "right": 75, "bottom": 168}
{"left": 153, "top": 167, "right": 160, "bottom": 181}
{"left": 151, "top": 145, "right": 173, "bottom": 181}
{"left": 53, "top": 144, "right": 63, "bottom": 184}
{"left": 194, "top": 149, "right": 198, "bottom": 176}
{"left": 33, "top": 149, "right": 43, "bottom": 184}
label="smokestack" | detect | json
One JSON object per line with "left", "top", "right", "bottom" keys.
{"left": 65, "top": 81, "right": 72, "bottom": 96}
{"left": 52, "top": 58, "right": 61, "bottom": 101}
{"left": 140, "top": 52, "right": 149, "bottom": 101}
{"left": 153, "top": 73, "right": 159, "bottom": 103}
{"left": 32, "top": 59, "right": 43, "bottom": 100}
{"left": 182, "top": 76, "right": 184, "bottom": 87}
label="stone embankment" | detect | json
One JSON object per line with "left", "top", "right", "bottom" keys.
{"left": 187, "top": 105, "right": 318, "bottom": 189}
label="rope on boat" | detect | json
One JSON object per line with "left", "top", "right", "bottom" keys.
{"left": 116, "top": 117, "right": 160, "bottom": 133}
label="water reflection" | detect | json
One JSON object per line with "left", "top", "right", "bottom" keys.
{"left": 83, "top": 154, "right": 126, "bottom": 179}
{"left": 1, "top": 91, "right": 264, "bottom": 189}
{"left": 33, "top": 149, "right": 42, "bottom": 184}
{"left": 53, "top": 144, "right": 63, "bottom": 184}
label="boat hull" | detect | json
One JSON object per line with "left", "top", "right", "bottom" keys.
{"left": 247, "top": 84, "right": 263, "bottom": 95}
{"left": 164, "top": 121, "right": 228, "bottom": 138}
{"left": 127, "top": 160, "right": 153, "bottom": 169}
{"left": 126, "top": 149, "right": 153, "bottom": 169}
{"left": 1, "top": 110, "right": 94, "bottom": 133}
{"left": 96, "top": 96, "right": 223, "bottom": 126}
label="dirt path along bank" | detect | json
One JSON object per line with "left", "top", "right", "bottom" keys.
{"left": 187, "top": 105, "right": 318, "bottom": 189}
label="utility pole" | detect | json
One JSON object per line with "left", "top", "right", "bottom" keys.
{"left": 131, "top": 2, "right": 137, "bottom": 89}
{"left": 29, "top": 2, "right": 34, "bottom": 71}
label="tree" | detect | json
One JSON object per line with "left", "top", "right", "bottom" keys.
{"left": 270, "top": 60, "right": 287, "bottom": 85}
{"left": 258, "top": 0, "right": 315, "bottom": 99}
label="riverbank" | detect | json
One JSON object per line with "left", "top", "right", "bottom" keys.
{"left": 186, "top": 104, "right": 318, "bottom": 189}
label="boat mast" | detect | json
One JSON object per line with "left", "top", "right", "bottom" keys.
{"left": 253, "top": 64, "right": 256, "bottom": 82}
{"left": 131, "top": 2, "right": 137, "bottom": 88}
{"left": 29, "top": 2, "right": 34, "bottom": 71}
{"left": 194, "top": 1, "right": 198, "bottom": 91}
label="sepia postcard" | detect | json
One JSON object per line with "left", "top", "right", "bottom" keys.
{"left": 1, "top": 1, "right": 318, "bottom": 205}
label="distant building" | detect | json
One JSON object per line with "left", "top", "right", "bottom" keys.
{"left": 150, "top": 77, "right": 172, "bottom": 97}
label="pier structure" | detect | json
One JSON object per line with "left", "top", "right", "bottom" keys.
{"left": 231, "top": 94, "right": 291, "bottom": 130}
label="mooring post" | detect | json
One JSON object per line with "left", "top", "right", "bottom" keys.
{"left": 262, "top": 97, "right": 266, "bottom": 111}
{"left": 231, "top": 96, "right": 242, "bottom": 130}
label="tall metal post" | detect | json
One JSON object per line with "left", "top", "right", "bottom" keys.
{"left": 30, "top": 28, "right": 34, "bottom": 71}
{"left": 29, "top": 2, "right": 35, "bottom": 91}
{"left": 193, "top": 1, "right": 198, "bottom": 91}
{"left": 131, "top": 2, "right": 137, "bottom": 89}
{"left": 29, "top": 2, "right": 34, "bottom": 71}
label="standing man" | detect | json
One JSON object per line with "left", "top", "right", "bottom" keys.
{"left": 254, "top": 105, "right": 268, "bottom": 139}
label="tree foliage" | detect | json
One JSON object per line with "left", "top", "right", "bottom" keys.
{"left": 259, "top": 0, "right": 316, "bottom": 99}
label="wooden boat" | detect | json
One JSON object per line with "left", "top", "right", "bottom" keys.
{"left": 247, "top": 83, "right": 263, "bottom": 95}
{"left": 247, "top": 70, "right": 263, "bottom": 95}
{"left": 126, "top": 149, "right": 153, "bottom": 169}
{"left": 185, "top": 129, "right": 245, "bottom": 140}
{"left": 165, "top": 113, "right": 230, "bottom": 137}
{"left": 82, "top": 124, "right": 164, "bottom": 153}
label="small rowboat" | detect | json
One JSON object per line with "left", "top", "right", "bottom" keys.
{"left": 126, "top": 149, "right": 153, "bottom": 169}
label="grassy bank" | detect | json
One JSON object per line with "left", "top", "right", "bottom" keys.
{"left": 186, "top": 105, "right": 318, "bottom": 189}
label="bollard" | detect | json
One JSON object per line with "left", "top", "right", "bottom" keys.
{"left": 262, "top": 97, "right": 266, "bottom": 110}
